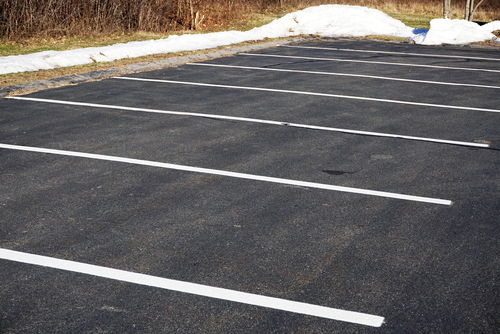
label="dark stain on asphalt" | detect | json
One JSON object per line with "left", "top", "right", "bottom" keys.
{"left": 322, "top": 169, "right": 357, "bottom": 175}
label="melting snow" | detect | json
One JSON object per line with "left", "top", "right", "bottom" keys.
{"left": 0, "top": 5, "right": 498, "bottom": 75}
{"left": 414, "top": 18, "right": 498, "bottom": 45}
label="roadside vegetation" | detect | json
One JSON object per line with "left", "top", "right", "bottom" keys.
{"left": 1, "top": 1, "right": 498, "bottom": 39}
{"left": 1, "top": 0, "right": 498, "bottom": 54}
{"left": 0, "top": 37, "right": 291, "bottom": 88}
{"left": 0, "top": 0, "right": 498, "bottom": 87}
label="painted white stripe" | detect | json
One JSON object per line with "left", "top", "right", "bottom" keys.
{"left": 187, "top": 62, "right": 500, "bottom": 90}
{"left": 115, "top": 76, "right": 500, "bottom": 114}
{"left": 0, "top": 143, "right": 452, "bottom": 205}
{"left": 240, "top": 53, "right": 500, "bottom": 73}
{"left": 7, "top": 96, "right": 490, "bottom": 148}
{"left": 0, "top": 248, "right": 385, "bottom": 327}
{"left": 282, "top": 45, "right": 500, "bottom": 62}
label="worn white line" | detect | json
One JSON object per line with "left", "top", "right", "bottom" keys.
{"left": 0, "top": 248, "right": 385, "bottom": 327}
{"left": 239, "top": 53, "right": 500, "bottom": 73}
{"left": 115, "top": 76, "right": 500, "bottom": 114}
{"left": 187, "top": 63, "right": 500, "bottom": 90}
{"left": 282, "top": 45, "right": 500, "bottom": 62}
{"left": 0, "top": 143, "right": 452, "bottom": 205}
{"left": 7, "top": 96, "right": 490, "bottom": 148}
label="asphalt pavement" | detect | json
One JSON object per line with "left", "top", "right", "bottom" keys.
{"left": 0, "top": 38, "right": 499, "bottom": 333}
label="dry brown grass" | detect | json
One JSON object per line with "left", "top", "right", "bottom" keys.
{"left": 0, "top": 0, "right": 272, "bottom": 40}
{"left": 1, "top": 0, "right": 499, "bottom": 41}
{"left": 1, "top": 1, "right": 498, "bottom": 88}
{"left": 0, "top": 37, "right": 294, "bottom": 88}
{"left": 334, "top": 0, "right": 499, "bottom": 22}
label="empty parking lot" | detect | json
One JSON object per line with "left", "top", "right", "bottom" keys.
{"left": 1, "top": 39, "right": 499, "bottom": 333}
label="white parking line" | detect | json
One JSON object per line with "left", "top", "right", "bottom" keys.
{"left": 7, "top": 96, "right": 490, "bottom": 148}
{"left": 282, "top": 45, "right": 500, "bottom": 62}
{"left": 115, "top": 77, "right": 500, "bottom": 114}
{"left": 187, "top": 63, "right": 500, "bottom": 90}
{"left": 240, "top": 53, "right": 500, "bottom": 73}
{"left": 0, "top": 248, "right": 385, "bottom": 327}
{"left": 0, "top": 143, "right": 453, "bottom": 205}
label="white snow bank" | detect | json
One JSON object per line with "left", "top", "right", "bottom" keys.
{"left": 249, "top": 5, "right": 413, "bottom": 38}
{"left": 0, "top": 6, "right": 498, "bottom": 75}
{"left": 0, "top": 5, "right": 413, "bottom": 75}
{"left": 414, "top": 18, "right": 499, "bottom": 45}
{"left": 481, "top": 20, "right": 500, "bottom": 33}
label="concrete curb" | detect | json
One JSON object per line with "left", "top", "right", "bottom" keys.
{"left": 0, "top": 37, "right": 308, "bottom": 97}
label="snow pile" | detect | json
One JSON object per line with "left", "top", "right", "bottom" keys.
{"left": 481, "top": 20, "right": 500, "bottom": 33}
{"left": 249, "top": 5, "right": 413, "bottom": 38}
{"left": 414, "top": 18, "right": 499, "bottom": 45}
{"left": 0, "top": 5, "right": 498, "bottom": 75}
{"left": 0, "top": 5, "right": 413, "bottom": 75}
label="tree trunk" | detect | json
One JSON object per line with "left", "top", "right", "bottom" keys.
{"left": 465, "top": 0, "right": 475, "bottom": 21}
{"left": 443, "top": 0, "right": 451, "bottom": 18}
{"left": 470, "top": 0, "right": 487, "bottom": 22}
{"left": 189, "top": 0, "right": 194, "bottom": 30}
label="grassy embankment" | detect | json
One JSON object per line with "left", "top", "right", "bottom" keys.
{"left": 1, "top": 0, "right": 498, "bottom": 87}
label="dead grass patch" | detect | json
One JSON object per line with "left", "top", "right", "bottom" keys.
{"left": 0, "top": 37, "right": 293, "bottom": 88}
{"left": 1, "top": 0, "right": 498, "bottom": 41}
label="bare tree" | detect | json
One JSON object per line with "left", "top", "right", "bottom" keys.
{"left": 465, "top": 0, "right": 473, "bottom": 20}
{"left": 443, "top": 0, "right": 451, "bottom": 18}
{"left": 465, "top": 0, "right": 488, "bottom": 21}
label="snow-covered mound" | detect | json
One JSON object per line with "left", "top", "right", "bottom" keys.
{"left": 249, "top": 5, "right": 413, "bottom": 38}
{"left": 0, "top": 5, "right": 498, "bottom": 75}
{"left": 0, "top": 5, "right": 415, "bottom": 75}
{"left": 414, "top": 18, "right": 498, "bottom": 45}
